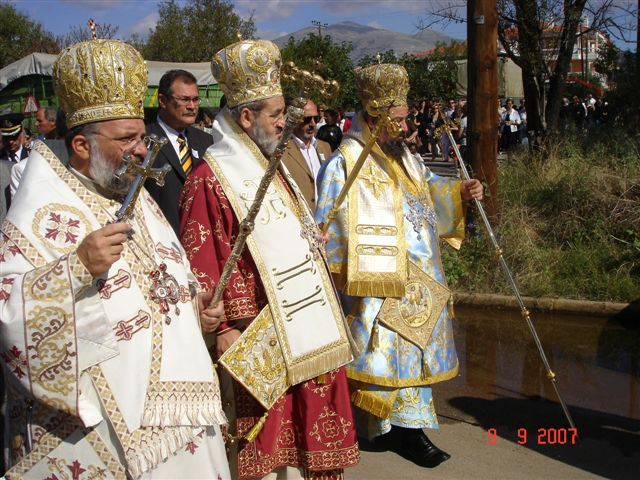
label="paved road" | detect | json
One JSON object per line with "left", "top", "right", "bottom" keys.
{"left": 348, "top": 391, "right": 639, "bottom": 480}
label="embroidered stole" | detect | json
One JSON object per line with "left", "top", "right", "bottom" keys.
{"left": 205, "top": 111, "right": 353, "bottom": 404}
{"left": 4, "top": 141, "right": 225, "bottom": 478}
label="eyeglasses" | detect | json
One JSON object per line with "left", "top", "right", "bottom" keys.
{"left": 94, "top": 132, "right": 150, "bottom": 151}
{"left": 169, "top": 95, "right": 201, "bottom": 105}
{"left": 303, "top": 115, "right": 320, "bottom": 124}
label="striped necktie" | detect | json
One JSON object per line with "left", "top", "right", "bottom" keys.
{"left": 177, "top": 133, "right": 192, "bottom": 174}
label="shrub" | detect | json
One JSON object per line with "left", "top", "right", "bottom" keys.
{"left": 443, "top": 131, "right": 640, "bottom": 302}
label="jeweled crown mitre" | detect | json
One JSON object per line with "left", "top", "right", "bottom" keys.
{"left": 53, "top": 39, "right": 148, "bottom": 129}
{"left": 354, "top": 63, "right": 409, "bottom": 110}
{"left": 211, "top": 39, "right": 282, "bottom": 109}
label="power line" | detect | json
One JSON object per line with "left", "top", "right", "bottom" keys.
{"left": 311, "top": 20, "right": 328, "bottom": 37}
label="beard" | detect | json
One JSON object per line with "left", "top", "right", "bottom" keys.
{"left": 88, "top": 136, "right": 133, "bottom": 196}
{"left": 249, "top": 121, "right": 279, "bottom": 157}
{"left": 380, "top": 139, "right": 406, "bottom": 159}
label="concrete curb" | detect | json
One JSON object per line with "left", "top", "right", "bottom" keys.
{"left": 453, "top": 292, "right": 638, "bottom": 317}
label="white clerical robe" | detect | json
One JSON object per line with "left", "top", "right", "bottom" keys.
{"left": 0, "top": 141, "right": 230, "bottom": 479}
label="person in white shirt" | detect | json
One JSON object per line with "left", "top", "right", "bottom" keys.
{"left": 500, "top": 98, "right": 521, "bottom": 157}
{"left": 281, "top": 99, "right": 332, "bottom": 211}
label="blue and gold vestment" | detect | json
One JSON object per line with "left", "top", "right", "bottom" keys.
{"left": 315, "top": 115, "right": 465, "bottom": 439}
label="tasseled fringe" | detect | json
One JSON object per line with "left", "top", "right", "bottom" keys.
{"left": 141, "top": 398, "right": 227, "bottom": 428}
{"left": 125, "top": 426, "right": 198, "bottom": 479}
{"left": 344, "top": 279, "right": 405, "bottom": 298}
{"left": 286, "top": 343, "right": 352, "bottom": 386}
{"left": 244, "top": 411, "right": 268, "bottom": 442}
{"left": 369, "top": 319, "right": 380, "bottom": 352}
{"left": 302, "top": 468, "right": 345, "bottom": 480}
{"left": 421, "top": 360, "right": 431, "bottom": 381}
{"left": 351, "top": 389, "right": 392, "bottom": 419}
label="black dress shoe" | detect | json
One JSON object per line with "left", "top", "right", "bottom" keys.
{"left": 397, "top": 427, "right": 451, "bottom": 468}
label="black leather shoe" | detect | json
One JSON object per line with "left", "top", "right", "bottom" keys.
{"left": 397, "top": 428, "right": 451, "bottom": 468}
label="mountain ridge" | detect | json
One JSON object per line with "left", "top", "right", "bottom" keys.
{"left": 272, "top": 21, "right": 454, "bottom": 62}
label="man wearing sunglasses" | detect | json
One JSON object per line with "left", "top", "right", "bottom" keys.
{"left": 281, "top": 99, "right": 332, "bottom": 212}
{"left": 146, "top": 70, "right": 214, "bottom": 234}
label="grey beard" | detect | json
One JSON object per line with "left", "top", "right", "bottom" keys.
{"left": 249, "top": 122, "right": 279, "bottom": 157}
{"left": 88, "top": 137, "right": 133, "bottom": 196}
{"left": 381, "top": 139, "right": 405, "bottom": 158}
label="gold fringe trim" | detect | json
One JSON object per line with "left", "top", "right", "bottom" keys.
{"left": 141, "top": 398, "right": 227, "bottom": 428}
{"left": 369, "top": 320, "right": 380, "bottom": 352}
{"left": 244, "top": 411, "right": 269, "bottom": 442}
{"left": 125, "top": 426, "right": 199, "bottom": 479}
{"left": 346, "top": 360, "right": 459, "bottom": 388}
{"left": 351, "top": 389, "right": 398, "bottom": 419}
{"left": 343, "top": 279, "right": 405, "bottom": 298}
{"left": 286, "top": 342, "right": 353, "bottom": 386}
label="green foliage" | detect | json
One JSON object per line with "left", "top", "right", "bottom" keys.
{"left": 442, "top": 132, "right": 640, "bottom": 302}
{"left": 594, "top": 41, "right": 621, "bottom": 80}
{"left": 280, "top": 33, "right": 357, "bottom": 109}
{"left": 57, "top": 23, "right": 119, "bottom": 50}
{"left": 0, "top": 1, "right": 58, "bottom": 68}
{"left": 141, "top": 0, "right": 255, "bottom": 62}
{"left": 358, "top": 41, "right": 463, "bottom": 103}
{"left": 603, "top": 50, "right": 640, "bottom": 135}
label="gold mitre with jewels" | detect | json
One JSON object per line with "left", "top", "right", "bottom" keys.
{"left": 53, "top": 39, "right": 148, "bottom": 129}
{"left": 355, "top": 63, "right": 409, "bottom": 110}
{"left": 211, "top": 39, "right": 282, "bottom": 108}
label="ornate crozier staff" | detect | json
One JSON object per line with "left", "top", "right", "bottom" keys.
{"left": 113, "top": 134, "right": 171, "bottom": 222}
{"left": 209, "top": 62, "right": 339, "bottom": 308}
{"left": 437, "top": 109, "right": 576, "bottom": 430}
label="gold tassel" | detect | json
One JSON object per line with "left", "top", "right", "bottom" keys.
{"left": 421, "top": 360, "right": 431, "bottom": 381}
{"left": 316, "top": 373, "right": 327, "bottom": 384}
{"left": 244, "top": 411, "right": 268, "bottom": 442}
{"left": 369, "top": 320, "right": 380, "bottom": 352}
{"left": 448, "top": 296, "right": 455, "bottom": 318}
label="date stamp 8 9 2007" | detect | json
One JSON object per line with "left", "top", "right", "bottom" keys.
{"left": 487, "top": 427, "right": 579, "bottom": 445}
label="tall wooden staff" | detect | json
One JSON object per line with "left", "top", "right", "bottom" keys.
{"left": 438, "top": 110, "right": 576, "bottom": 430}
{"left": 209, "top": 62, "right": 339, "bottom": 308}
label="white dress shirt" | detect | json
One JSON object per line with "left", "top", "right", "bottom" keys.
{"left": 157, "top": 116, "right": 196, "bottom": 160}
{"left": 292, "top": 135, "right": 323, "bottom": 199}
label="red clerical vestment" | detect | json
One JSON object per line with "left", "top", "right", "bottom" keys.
{"left": 179, "top": 161, "right": 359, "bottom": 478}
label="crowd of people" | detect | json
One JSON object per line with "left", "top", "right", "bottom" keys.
{"left": 0, "top": 35, "right": 484, "bottom": 480}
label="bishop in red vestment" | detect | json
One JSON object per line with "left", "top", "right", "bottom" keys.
{"left": 179, "top": 38, "right": 359, "bottom": 480}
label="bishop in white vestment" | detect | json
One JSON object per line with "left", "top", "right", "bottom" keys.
{"left": 0, "top": 38, "right": 230, "bottom": 479}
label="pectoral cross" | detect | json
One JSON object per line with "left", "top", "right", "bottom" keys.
{"left": 114, "top": 134, "right": 171, "bottom": 222}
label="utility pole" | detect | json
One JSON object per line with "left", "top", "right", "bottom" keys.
{"left": 311, "top": 20, "right": 328, "bottom": 37}
{"left": 636, "top": 0, "right": 639, "bottom": 75}
{"left": 467, "top": 0, "right": 499, "bottom": 222}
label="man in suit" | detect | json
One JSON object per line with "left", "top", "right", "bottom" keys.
{"left": 0, "top": 159, "right": 12, "bottom": 222}
{"left": 35, "top": 106, "right": 58, "bottom": 140}
{"left": 146, "top": 70, "right": 213, "bottom": 233}
{"left": 0, "top": 113, "right": 29, "bottom": 163}
{"left": 281, "top": 99, "right": 331, "bottom": 212}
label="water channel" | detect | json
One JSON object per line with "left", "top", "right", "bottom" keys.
{"left": 433, "top": 305, "right": 640, "bottom": 478}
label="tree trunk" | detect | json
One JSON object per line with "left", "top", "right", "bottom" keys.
{"left": 467, "top": 0, "right": 499, "bottom": 222}
{"left": 545, "top": 1, "right": 587, "bottom": 132}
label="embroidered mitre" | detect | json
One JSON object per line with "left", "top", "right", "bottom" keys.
{"left": 53, "top": 39, "right": 148, "bottom": 128}
{"left": 211, "top": 39, "right": 282, "bottom": 108}
{"left": 354, "top": 63, "right": 409, "bottom": 110}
